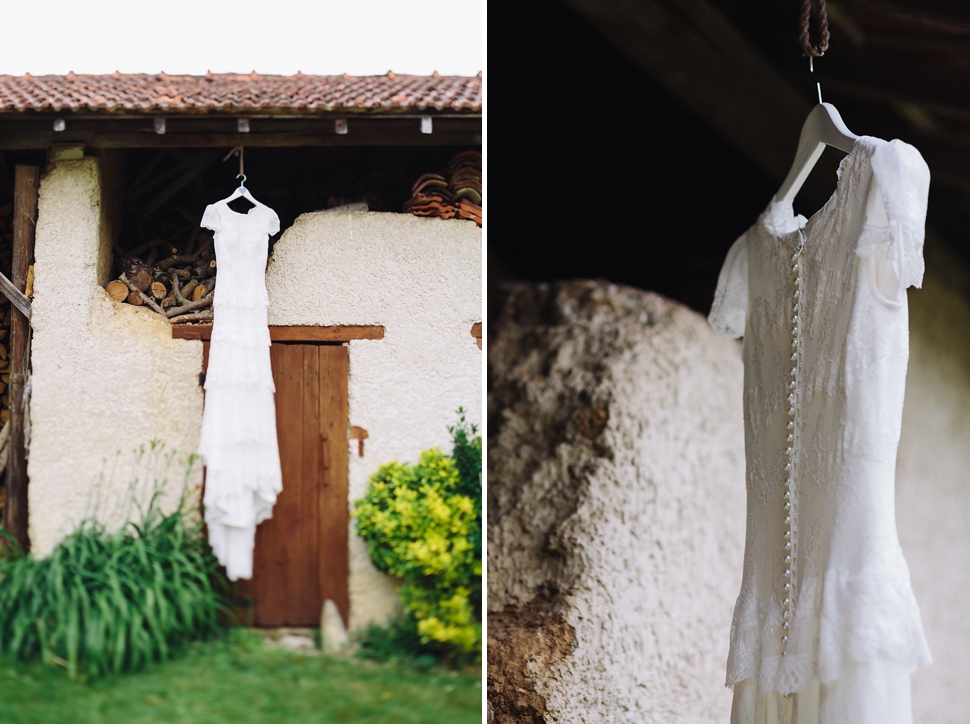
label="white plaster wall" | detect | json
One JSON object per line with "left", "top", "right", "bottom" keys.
{"left": 265, "top": 212, "right": 482, "bottom": 631}
{"left": 28, "top": 158, "right": 204, "bottom": 556}
{"left": 488, "top": 283, "right": 747, "bottom": 722}
{"left": 897, "top": 245, "right": 970, "bottom": 724}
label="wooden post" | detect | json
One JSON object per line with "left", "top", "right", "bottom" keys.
{"left": 4, "top": 166, "right": 38, "bottom": 549}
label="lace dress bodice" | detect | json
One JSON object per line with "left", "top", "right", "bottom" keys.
{"left": 197, "top": 198, "right": 282, "bottom": 581}
{"left": 709, "top": 137, "right": 932, "bottom": 723}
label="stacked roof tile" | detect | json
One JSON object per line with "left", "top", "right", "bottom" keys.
{"left": 404, "top": 151, "right": 482, "bottom": 226}
{"left": 0, "top": 71, "right": 482, "bottom": 115}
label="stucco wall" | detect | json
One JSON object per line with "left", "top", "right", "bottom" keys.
{"left": 265, "top": 211, "right": 482, "bottom": 631}
{"left": 487, "top": 281, "right": 746, "bottom": 723}
{"left": 28, "top": 157, "right": 204, "bottom": 556}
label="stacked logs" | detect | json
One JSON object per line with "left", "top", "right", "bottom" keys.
{"left": 105, "top": 230, "right": 217, "bottom": 324}
{"left": 403, "top": 150, "right": 483, "bottom": 227}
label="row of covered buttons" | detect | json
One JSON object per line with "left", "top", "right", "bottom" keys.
{"left": 782, "top": 241, "right": 804, "bottom": 655}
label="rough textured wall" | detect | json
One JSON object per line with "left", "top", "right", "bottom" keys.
{"left": 898, "top": 242, "right": 970, "bottom": 724}
{"left": 487, "top": 281, "right": 746, "bottom": 724}
{"left": 28, "top": 158, "right": 204, "bottom": 556}
{"left": 265, "top": 211, "right": 482, "bottom": 631}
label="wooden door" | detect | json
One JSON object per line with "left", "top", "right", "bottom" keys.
{"left": 203, "top": 341, "right": 350, "bottom": 627}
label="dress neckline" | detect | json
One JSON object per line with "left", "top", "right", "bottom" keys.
{"left": 219, "top": 197, "right": 262, "bottom": 217}
{"left": 760, "top": 136, "right": 873, "bottom": 239}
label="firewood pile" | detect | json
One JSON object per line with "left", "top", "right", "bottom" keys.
{"left": 105, "top": 228, "right": 217, "bottom": 325}
{"left": 403, "top": 150, "right": 482, "bottom": 226}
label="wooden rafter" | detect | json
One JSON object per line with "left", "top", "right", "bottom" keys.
{"left": 563, "top": 0, "right": 811, "bottom": 180}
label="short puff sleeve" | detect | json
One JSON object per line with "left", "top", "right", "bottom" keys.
{"left": 264, "top": 207, "right": 280, "bottom": 236}
{"left": 201, "top": 203, "right": 222, "bottom": 232}
{"left": 857, "top": 140, "right": 930, "bottom": 293}
{"left": 708, "top": 233, "right": 749, "bottom": 339}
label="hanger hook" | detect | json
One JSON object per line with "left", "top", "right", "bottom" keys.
{"left": 222, "top": 145, "right": 245, "bottom": 179}
{"left": 809, "top": 56, "right": 823, "bottom": 105}
{"left": 237, "top": 173, "right": 247, "bottom": 187}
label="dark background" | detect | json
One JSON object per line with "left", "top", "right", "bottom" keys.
{"left": 490, "top": 0, "right": 970, "bottom": 314}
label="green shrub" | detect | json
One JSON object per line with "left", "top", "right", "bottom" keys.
{"left": 353, "top": 410, "right": 482, "bottom": 660}
{"left": 0, "top": 484, "right": 228, "bottom": 680}
{"left": 353, "top": 614, "right": 440, "bottom": 670}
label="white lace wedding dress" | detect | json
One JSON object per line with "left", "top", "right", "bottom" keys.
{"left": 197, "top": 198, "right": 282, "bottom": 581}
{"left": 709, "top": 136, "right": 933, "bottom": 724}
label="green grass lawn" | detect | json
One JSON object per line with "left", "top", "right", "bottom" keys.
{"left": 0, "top": 629, "right": 483, "bottom": 724}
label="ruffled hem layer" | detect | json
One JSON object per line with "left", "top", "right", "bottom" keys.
{"left": 207, "top": 520, "right": 257, "bottom": 581}
{"left": 731, "top": 656, "right": 914, "bottom": 724}
{"left": 202, "top": 467, "right": 281, "bottom": 528}
{"left": 727, "top": 562, "right": 932, "bottom": 694}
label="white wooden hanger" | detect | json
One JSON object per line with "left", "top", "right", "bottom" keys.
{"left": 774, "top": 61, "right": 859, "bottom": 206}
{"left": 223, "top": 173, "right": 260, "bottom": 206}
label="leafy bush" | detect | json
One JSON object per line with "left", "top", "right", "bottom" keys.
{"left": 353, "top": 410, "right": 482, "bottom": 660}
{"left": 0, "top": 487, "right": 228, "bottom": 680}
{"left": 353, "top": 615, "right": 440, "bottom": 670}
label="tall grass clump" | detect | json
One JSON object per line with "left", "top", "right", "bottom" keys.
{"left": 0, "top": 461, "right": 228, "bottom": 680}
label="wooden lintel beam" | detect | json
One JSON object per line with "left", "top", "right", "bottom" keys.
{"left": 172, "top": 324, "right": 385, "bottom": 342}
{"left": 563, "top": 0, "right": 811, "bottom": 180}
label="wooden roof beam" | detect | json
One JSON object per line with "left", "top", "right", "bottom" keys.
{"left": 563, "top": 0, "right": 812, "bottom": 180}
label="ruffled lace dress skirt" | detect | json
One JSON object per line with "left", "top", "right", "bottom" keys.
{"left": 731, "top": 659, "right": 913, "bottom": 724}
{"left": 198, "top": 299, "right": 282, "bottom": 581}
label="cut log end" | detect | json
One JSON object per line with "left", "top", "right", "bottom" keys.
{"left": 130, "top": 268, "right": 152, "bottom": 292}
{"left": 126, "top": 291, "right": 144, "bottom": 306}
{"left": 151, "top": 281, "right": 167, "bottom": 300}
{"left": 106, "top": 280, "right": 128, "bottom": 302}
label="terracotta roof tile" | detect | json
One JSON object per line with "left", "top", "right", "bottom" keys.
{"left": 0, "top": 72, "right": 482, "bottom": 115}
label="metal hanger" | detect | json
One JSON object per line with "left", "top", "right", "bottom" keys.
{"left": 774, "top": 57, "right": 859, "bottom": 206}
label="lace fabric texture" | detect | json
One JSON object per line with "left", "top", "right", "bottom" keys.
{"left": 198, "top": 199, "right": 282, "bottom": 581}
{"left": 709, "top": 137, "right": 932, "bottom": 723}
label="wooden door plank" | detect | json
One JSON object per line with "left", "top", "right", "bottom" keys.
{"left": 319, "top": 345, "right": 350, "bottom": 626}
{"left": 295, "top": 344, "right": 323, "bottom": 624}
{"left": 3, "top": 165, "right": 38, "bottom": 551}
{"left": 253, "top": 343, "right": 303, "bottom": 625}
{"left": 278, "top": 342, "right": 307, "bottom": 626}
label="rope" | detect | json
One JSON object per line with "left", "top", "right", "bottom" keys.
{"left": 799, "top": 0, "right": 830, "bottom": 57}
